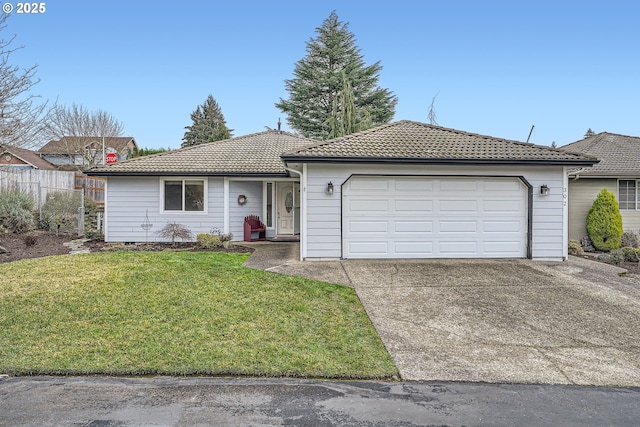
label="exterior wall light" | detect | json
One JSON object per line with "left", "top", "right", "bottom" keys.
{"left": 327, "top": 181, "right": 334, "bottom": 195}
{"left": 540, "top": 184, "right": 550, "bottom": 196}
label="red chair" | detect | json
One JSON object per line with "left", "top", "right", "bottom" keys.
{"left": 244, "top": 215, "right": 266, "bottom": 242}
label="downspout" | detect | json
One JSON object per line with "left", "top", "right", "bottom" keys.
{"left": 568, "top": 167, "right": 584, "bottom": 181}
{"left": 283, "top": 164, "right": 304, "bottom": 261}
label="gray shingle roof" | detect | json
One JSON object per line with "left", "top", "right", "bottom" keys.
{"left": 282, "top": 120, "right": 598, "bottom": 165}
{"left": 560, "top": 132, "right": 640, "bottom": 176}
{"left": 89, "top": 130, "right": 316, "bottom": 175}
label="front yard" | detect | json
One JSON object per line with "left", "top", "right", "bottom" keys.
{"left": 0, "top": 251, "right": 397, "bottom": 379}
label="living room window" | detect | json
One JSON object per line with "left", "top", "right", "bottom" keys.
{"left": 162, "top": 178, "right": 206, "bottom": 212}
{"left": 618, "top": 180, "right": 637, "bottom": 210}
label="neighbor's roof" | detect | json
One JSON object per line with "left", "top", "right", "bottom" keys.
{"left": 89, "top": 130, "right": 316, "bottom": 176}
{"left": 39, "top": 136, "right": 137, "bottom": 155}
{"left": 282, "top": 120, "right": 598, "bottom": 166}
{"left": 560, "top": 132, "right": 640, "bottom": 177}
{"left": 0, "top": 144, "right": 58, "bottom": 169}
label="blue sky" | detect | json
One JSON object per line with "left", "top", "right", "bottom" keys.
{"left": 5, "top": 0, "right": 639, "bottom": 149}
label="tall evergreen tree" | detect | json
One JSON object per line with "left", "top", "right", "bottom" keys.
{"left": 276, "top": 11, "right": 397, "bottom": 140}
{"left": 182, "top": 95, "right": 231, "bottom": 148}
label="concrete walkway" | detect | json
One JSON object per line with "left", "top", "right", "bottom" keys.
{"left": 242, "top": 243, "right": 640, "bottom": 386}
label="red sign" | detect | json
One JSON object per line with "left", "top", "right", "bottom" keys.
{"left": 105, "top": 152, "right": 118, "bottom": 164}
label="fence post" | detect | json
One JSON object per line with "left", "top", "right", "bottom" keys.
{"left": 38, "top": 181, "right": 42, "bottom": 225}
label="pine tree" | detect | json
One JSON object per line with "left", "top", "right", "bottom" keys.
{"left": 584, "top": 128, "right": 596, "bottom": 138}
{"left": 276, "top": 11, "right": 397, "bottom": 140}
{"left": 182, "top": 95, "right": 232, "bottom": 148}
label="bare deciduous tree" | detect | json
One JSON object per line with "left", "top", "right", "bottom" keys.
{"left": 45, "top": 103, "right": 125, "bottom": 169}
{"left": 0, "top": 14, "right": 51, "bottom": 149}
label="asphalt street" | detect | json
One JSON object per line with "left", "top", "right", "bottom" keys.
{"left": 1, "top": 376, "right": 639, "bottom": 426}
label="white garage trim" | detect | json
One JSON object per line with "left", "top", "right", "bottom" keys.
{"left": 342, "top": 175, "right": 531, "bottom": 259}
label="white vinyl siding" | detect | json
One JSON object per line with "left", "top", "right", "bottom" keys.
{"left": 104, "top": 176, "right": 224, "bottom": 242}
{"left": 228, "top": 181, "right": 265, "bottom": 240}
{"left": 303, "top": 164, "right": 566, "bottom": 261}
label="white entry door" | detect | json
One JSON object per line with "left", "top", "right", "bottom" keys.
{"left": 277, "top": 182, "right": 296, "bottom": 235}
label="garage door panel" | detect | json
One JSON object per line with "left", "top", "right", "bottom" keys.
{"left": 484, "top": 220, "right": 522, "bottom": 232}
{"left": 484, "top": 199, "right": 521, "bottom": 212}
{"left": 440, "top": 180, "right": 477, "bottom": 191}
{"left": 396, "top": 179, "right": 432, "bottom": 191}
{"left": 394, "top": 221, "right": 433, "bottom": 233}
{"left": 348, "top": 220, "right": 388, "bottom": 233}
{"left": 394, "top": 241, "right": 433, "bottom": 255}
{"left": 394, "top": 199, "right": 433, "bottom": 212}
{"left": 438, "top": 220, "right": 478, "bottom": 233}
{"left": 348, "top": 241, "right": 388, "bottom": 255}
{"left": 343, "top": 176, "right": 527, "bottom": 259}
{"left": 349, "top": 199, "right": 389, "bottom": 212}
{"left": 438, "top": 241, "right": 478, "bottom": 254}
{"left": 484, "top": 180, "right": 522, "bottom": 191}
{"left": 349, "top": 179, "right": 389, "bottom": 191}
{"left": 483, "top": 241, "right": 525, "bottom": 255}
{"left": 439, "top": 200, "right": 478, "bottom": 212}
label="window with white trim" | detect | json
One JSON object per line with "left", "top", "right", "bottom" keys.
{"left": 618, "top": 180, "right": 637, "bottom": 210}
{"left": 162, "top": 178, "right": 206, "bottom": 212}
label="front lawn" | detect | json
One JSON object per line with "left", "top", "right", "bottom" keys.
{"left": 0, "top": 251, "right": 397, "bottom": 378}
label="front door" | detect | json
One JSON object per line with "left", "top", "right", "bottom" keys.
{"left": 277, "top": 182, "right": 298, "bottom": 235}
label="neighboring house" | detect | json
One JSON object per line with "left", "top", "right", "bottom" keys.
{"left": 561, "top": 132, "right": 639, "bottom": 241}
{"left": 0, "top": 144, "right": 57, "bottom": 169}
{"left": 90, "top": 120, "right": 596, "bottom": 261}
{"left": 39, "top": 136, "right": 138, "bottom": 169}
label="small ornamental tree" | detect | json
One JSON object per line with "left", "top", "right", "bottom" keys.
{"left": 586, "top": 188, "right": 623, "bottom": 251}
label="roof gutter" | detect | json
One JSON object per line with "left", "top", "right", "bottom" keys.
{"left": 279, "top": 156, "right": 599, "bottom": 167}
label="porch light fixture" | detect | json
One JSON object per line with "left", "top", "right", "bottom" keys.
{"left": 540, "top": 184, "right": 550, "bottom": 196}
{"left": 326, "top": 181, "right": 334, "bottom": 195}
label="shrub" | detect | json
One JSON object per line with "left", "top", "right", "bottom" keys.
{"left": 608, "top": 248, "right": 625, "bottom": 265}
{"left": 22, "top": 234, "right": 37, "bottom": 247}
{"left": 156, "top": 222, "right": 193, "bottom": 244}
{"left": 621, "top": 231, "right": 640, "bottom": 248}
{"left": 580, "top": 235, "right": 595, "bottom": 252}
{"left": 40, "top": 191, "right": 82, "bottom": 234}
{"left": 197, "top": 233, "right": 222, "bottom": 249}
{"left": 622, "top": 246, "right": 639, "bottom": 263}
{"left": 568, "top": 240, "right": 584, "bottom": 256}
{"left": 0, "top": 191, "right": 35, "bottom": 233}
{"left": 586, "top": 188, "right": 623, "bottom": 251}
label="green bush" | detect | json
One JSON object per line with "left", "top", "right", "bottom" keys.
{"left": 197, "top": 233, "right": 222, "bottom": 249}
{"left": 568, "top": 240, "right": 584, "bottom": 256}
{"left": 622, "top": 246, "right": 639, "bottom": 263}
{"left": 0, "top": 191, "right": 35, "bottom": 233}
{"left": 608, "top": 248, "right": 625, "bottom": 265}
{"left": 586, "top": 188, "right": 623, "bottom": 251}
{"left": 40, "top": 191, "right": 82, "bottom": 233}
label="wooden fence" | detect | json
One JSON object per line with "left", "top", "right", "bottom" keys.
{"left": 0, "top": 168, "right": 77, "bottom": 208}
{"left": 75, "top": 174, "right": 105, "bottom": 205}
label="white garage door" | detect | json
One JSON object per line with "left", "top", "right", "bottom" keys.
{"left": 342, "top": 176, "right": 528, "bottom": 259}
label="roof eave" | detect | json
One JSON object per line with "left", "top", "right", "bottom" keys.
{"left": 88, "top": 170, "right": 290, "bottom": 177}
{"left": 280, "top": 156, "right": 599, "bottom": 167}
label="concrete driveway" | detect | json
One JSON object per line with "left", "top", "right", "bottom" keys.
{"left": 243, "top": 243, "right": 640, "bottom": 386}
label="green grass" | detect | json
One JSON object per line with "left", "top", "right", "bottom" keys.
{"left": 0, "top": 251, "right": 398, "bottom": 379}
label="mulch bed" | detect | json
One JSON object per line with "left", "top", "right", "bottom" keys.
{"left": 0, "top": 231, "right": 252, "bottom": 264}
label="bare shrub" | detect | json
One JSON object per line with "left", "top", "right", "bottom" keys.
{"left": 156, "top": 222, "right": 193, "bottom": 245}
